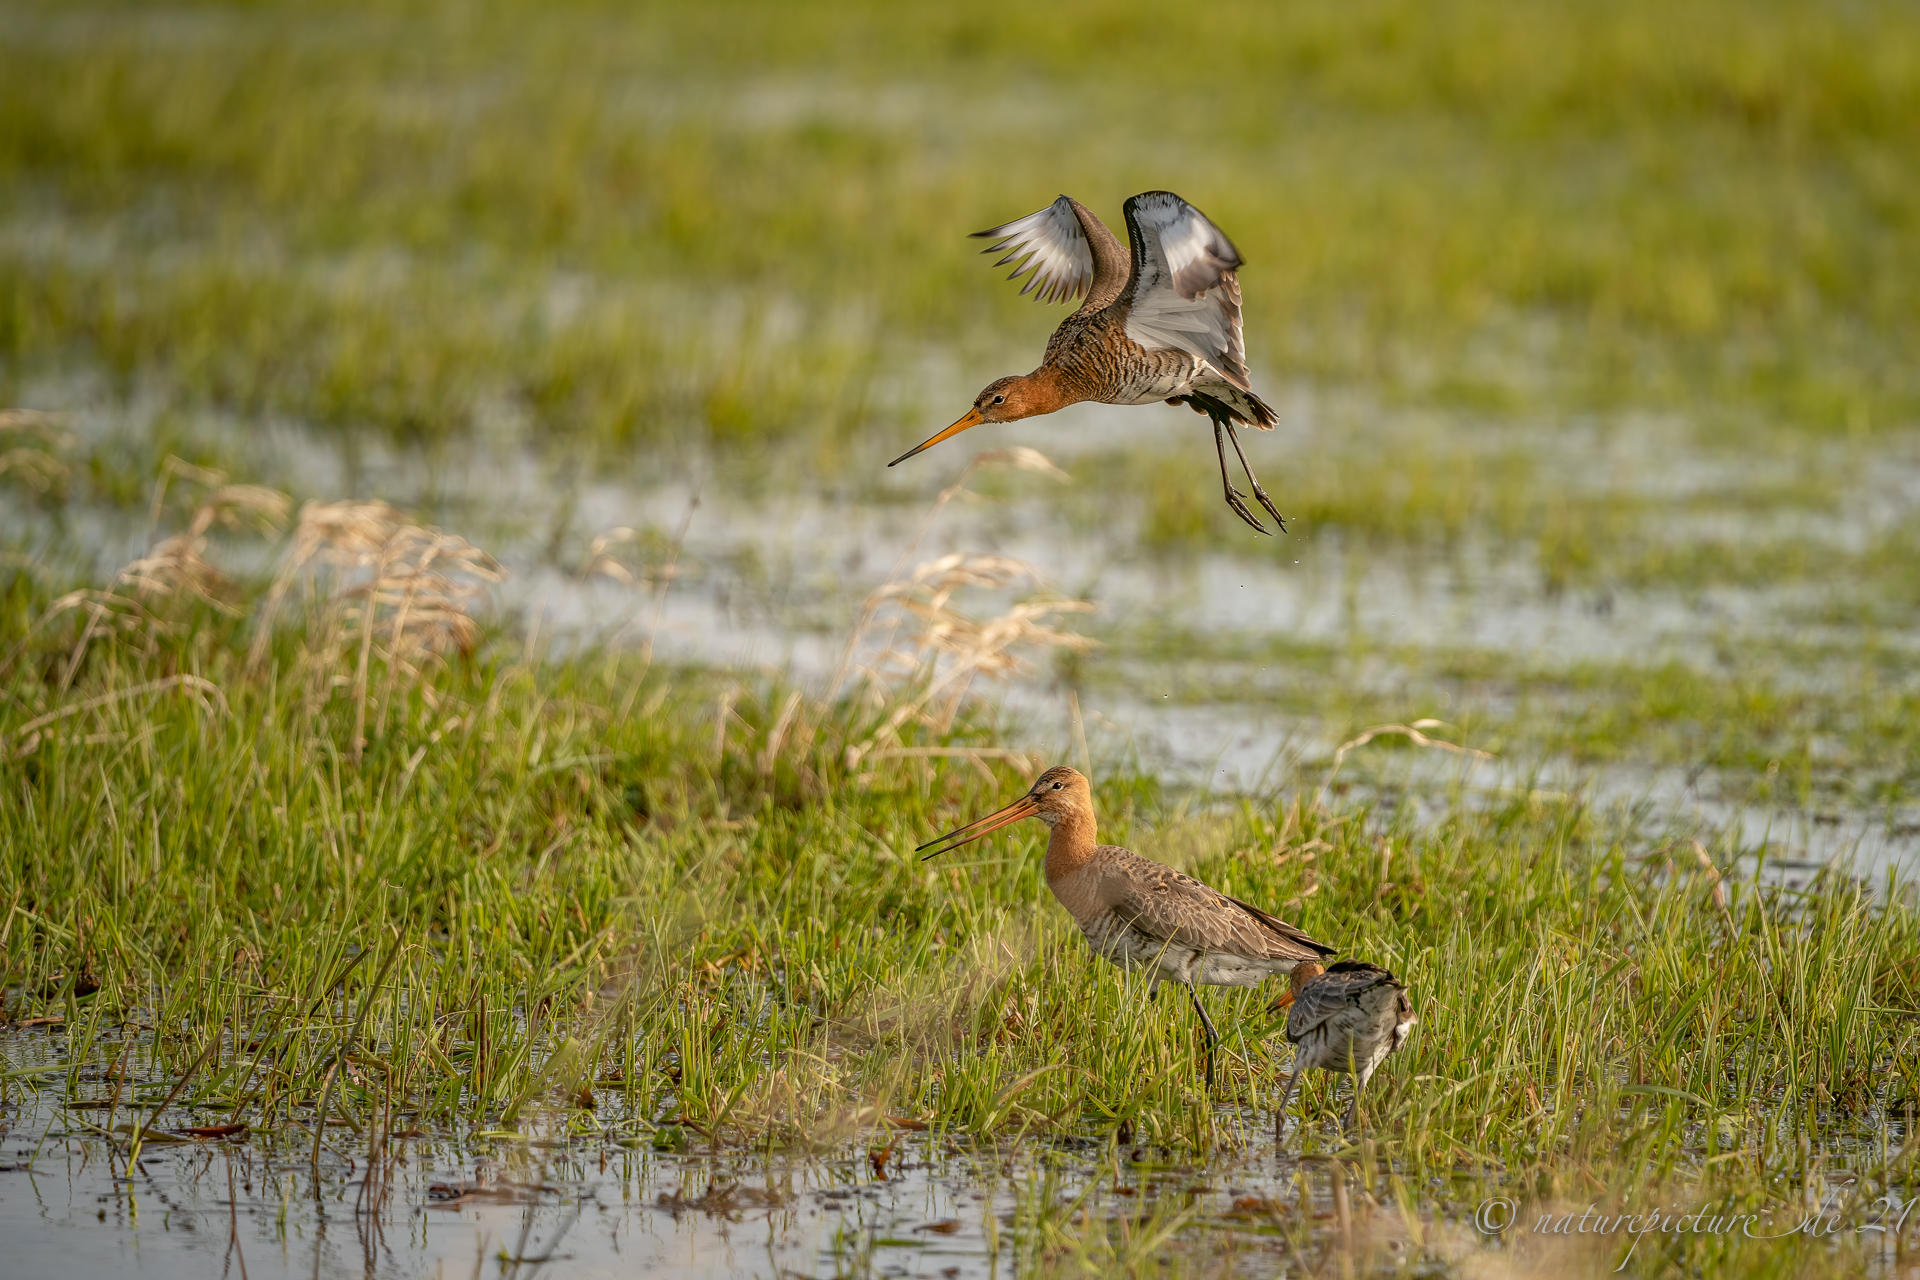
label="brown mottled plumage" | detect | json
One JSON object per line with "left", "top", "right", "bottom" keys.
{"left": 1271, "top": 960, "right": 1416, "bottom": 1135}
{"left": 888, "top": 192, "right": 1289, "bottom": 534}
{"left": 917, "top": 766, "right": 1336, "bottom": 1085}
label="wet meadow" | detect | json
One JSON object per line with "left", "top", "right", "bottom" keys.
{"left": 4, "top": 2, "right": 1920, "bottom": 1276}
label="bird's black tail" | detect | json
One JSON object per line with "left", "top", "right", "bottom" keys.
{"left": 1172, "top": 387, "right": 1276, "bottom": 430}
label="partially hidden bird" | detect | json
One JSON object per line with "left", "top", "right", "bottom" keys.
{"left": 1270, "top": 960, "right": 1416, "bottom": 1134}
{"left": 917, "top": 765, "right": 1335, "bottom": 1084}
{"left": 888, "top": 192, "right": 1290, "bottom": 534}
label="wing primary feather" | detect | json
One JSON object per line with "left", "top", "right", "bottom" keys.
{"left": 969, "top": 196, "right": 1093, "bottom": 307}
{"left": 1223, "top": 892, "right": 1336, "bottom": 956}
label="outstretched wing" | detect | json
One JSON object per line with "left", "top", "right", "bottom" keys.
{"left": 1120, "top": 191, "right": 1253, "bottom": 390}
{"left": 971, "top": 196, "right": 1095, "bottom": 305}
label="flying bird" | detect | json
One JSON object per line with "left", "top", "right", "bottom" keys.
{"left": 917, "top": 766, "right": 1335, "bottom": 1085}
{"left": 889, "top": 192, "right": 1288, "bottom": 534}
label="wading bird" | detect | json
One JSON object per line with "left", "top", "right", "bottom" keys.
{"left": 917, "top": 766, "right": 1335, "bottom": 1084}
{"left": 888, "top": 192, "right": 1288, "bottom": 534}
{"left": 1270, "top": 960, "right": 1415, "bottom": 1135}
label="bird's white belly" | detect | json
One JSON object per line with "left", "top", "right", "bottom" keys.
{"left": 1079, "top": 915, "right": 1285, "bottom": 987}
{"left": 1294, "top": 997, "right": 1405, "bottom": 1077}
{"left": 1102, "top": 355, "right": 1206, "bottom": 406}
{"left": 1190, "top": 952, "right": 1283, "bottom": 987}
{"left": 1080, "top": 915, "right": 1185, "bottom": 974}
{"left": 1105, "top": 377, "right": 1188, "bottom": 406}
{"left": 1297, "top": 1028, "right": 1396, "bottom": 1078}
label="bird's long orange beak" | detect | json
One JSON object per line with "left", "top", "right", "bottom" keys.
{"left": 1270, "top": 992, "right": 1297, "bottom": 1010}
{"left": 917, "top": 792, "right": 1039, "bottom": 860}
{"left": 889, "top": 408, "right": 985, "bottom": 468}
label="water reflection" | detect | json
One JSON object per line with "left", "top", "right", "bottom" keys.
{"left": 0, "top": 1021, "right": 1496, "bottom": 1279}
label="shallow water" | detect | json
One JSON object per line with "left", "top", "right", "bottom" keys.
{"left": 7, "top": 388, "right": 1920, "bottom": 1274}
{"left": 10, "top": 1019, "right": 1913, "bottom": 1280}
{"left": 0, "top": 1020, "right": 1495, "bottom": 1280}
{"left": 9, "top": 390, "right": 1916, "bottom": 884}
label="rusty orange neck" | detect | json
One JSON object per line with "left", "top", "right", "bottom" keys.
{"left": 1012, "top": 364, "right": 1080, "bottom": 418}
{"left": 1289, "top": 961, "right": 1326, "bottom": 995}
{"left": 1042, "top": 803, "right": 1098, "bottom": 882}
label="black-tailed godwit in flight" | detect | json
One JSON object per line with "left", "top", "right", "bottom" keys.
{"left": 890, "top": 192, "right": 1288, "bottom": 534}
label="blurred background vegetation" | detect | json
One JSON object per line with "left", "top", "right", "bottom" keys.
{"left": 3, "top": 8, "right": 1919, "bottom": 1272}
{"left": 3, "top": 0, "right": 1915, "bottom": 459}
{"left": 4, "top": 0, "right": 1919, "bottom": 804}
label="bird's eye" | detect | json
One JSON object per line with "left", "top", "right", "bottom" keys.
{"left": 1051, "top": 781, "right": 1062, "bottom": 790}
{"left": 991, "top": 394, "right": 1005, "bottom": 405}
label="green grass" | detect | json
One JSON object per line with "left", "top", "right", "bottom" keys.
{"left": 5, "top": 3, "right": 1920, "bottom": 1274}
{"left": 6, "top": 0, "right": 1920, "bottom": 600}
{"left": 2, "top": 508, "right": 1918, "bottom": 1275}
{"left": 2, "top": 0, "right": 1918, "bottom": 464}
{"left": 1099, "top": 625, "right": 1920, "bottom": 809}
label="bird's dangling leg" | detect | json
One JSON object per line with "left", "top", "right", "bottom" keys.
{"left": 1344, "top": 1063, "right": 1376, "bottom": 1133}
{"left": 1185, "top": 980, "right": 1221, "bottom": 1089}
{"left": 1274, "top": 1063, "right": 1302, "bottom": 1146}
{"left": 1220, "top": 415, "right": 1287, "bottom": 532}
{"left": 1211, "top": 415, "right": 1270, "bottom": 535}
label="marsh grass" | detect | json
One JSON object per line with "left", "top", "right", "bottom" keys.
{"left": 3, "top": 0, "right": 1918, "bottom": 457}
{"left": 4, "top": 2, "right": 1920, "bottom": 1273}
{"left": 1103, "top": 622, "right": 1920, "bottom": 816}
{"left": 6, "top": 0, "right": 1920, "bottom": 616}
{"left": 3, "top": 463, "right": 1918, "bottom": 1276}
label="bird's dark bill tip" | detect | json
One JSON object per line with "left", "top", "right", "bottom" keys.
{"left": 889, "top": 409, "right": 986, "bottom": 469}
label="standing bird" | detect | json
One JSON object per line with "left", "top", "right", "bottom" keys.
{"left": 1271, "top": 960, "right": 1416, "bottom": 1134}
{"left": 888, "top": 192, "right": 1288, "bottom": 534}
{"left": 917, "top": 766, "right": 1335, "bottom": 1084}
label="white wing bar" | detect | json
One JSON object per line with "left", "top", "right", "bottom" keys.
{"left": 970, "top": 195, "right": 1094, "bottom": 305}
{"left": 1121, "top": 192, "right": 1252, "bottom": 389}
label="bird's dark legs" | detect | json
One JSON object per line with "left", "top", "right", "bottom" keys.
{"left": 1345, "top": 1064, "right": 1376, "bottom": 1132}
{"left": 1211, "top": 417, "right": 1270, "bottom": 535}
{"left": 1274, "top": 1063, "right": 1302, "bottom": 1145}
{"left": 1185, "top": 980, "right": 1220, "bottom": 1088}
{"left": 1219, "top": 416, "right": 1287, "bottom": 532}
{"left": 1175, "top": 393, "right": 1285, "bottom": 535}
